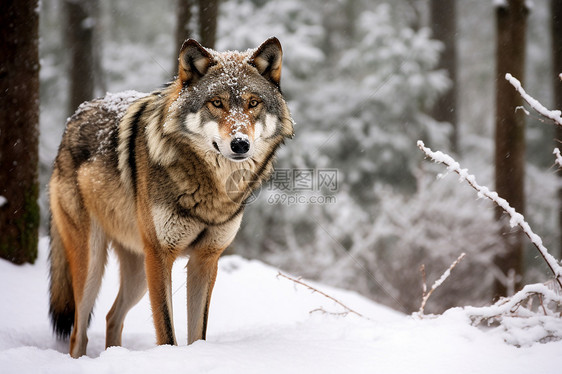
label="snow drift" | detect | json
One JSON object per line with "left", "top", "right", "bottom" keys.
{"left": 0, "top": 238, "right": 560, "bottom": 373}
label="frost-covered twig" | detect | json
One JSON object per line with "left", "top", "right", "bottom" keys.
{"left": 417, "top": 141, "right": 562, "bottom": 290}
{"left": 505, "top": 73, "right": 562, "bottom": 127}
{"left": 507, "top": 74, "right": 562, "bottom": 170}
{"left": 554, "top": 148, "right": 562, "bottom": 168}
{"left": 277, "top": 272, "right": 364, "bottom": 318}
{"left": 418, "top": 253, "right": 466, "bottom": 316}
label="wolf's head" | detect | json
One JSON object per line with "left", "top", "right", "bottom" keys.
{"left": 174, "top": 37, "right": 294, "bottom": 163}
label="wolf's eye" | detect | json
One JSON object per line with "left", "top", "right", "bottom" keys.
{"left": 249, "top": 99, "right": 259, "bottom": 108}
{"left": 211, "top": 99, "right": 223, "bottom": 108}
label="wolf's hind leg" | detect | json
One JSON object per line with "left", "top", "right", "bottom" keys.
{"left": 106, "top": 243, "right": 147, "bottom": 348}
{"left": 68, "top": 219, "right": 108, "bottom": 358}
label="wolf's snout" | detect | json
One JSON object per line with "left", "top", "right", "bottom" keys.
{"left": 230, "top": 137, "right": 250, "bottom": 154}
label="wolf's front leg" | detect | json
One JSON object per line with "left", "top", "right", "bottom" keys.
{"left": 186, "top": 251, "right": 220, "bottom": 344}
{"left": 144, "top": 246, "right": 177, "bottom": 346}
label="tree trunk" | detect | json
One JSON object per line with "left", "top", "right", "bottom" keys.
{"left": 552, "top": 0, "right": 562, "bottom": 258}
{"left": 430, "top": 0, "right": 458, "bottom": 153}
{"left": 174, "top": 0, "right": 194, "bottom": 73}
{"left": 494, "top": 0, "right": 528, "bottom": 297}
{"left": 0, "top": 0, "right": 40, "bottom": 264}
{"left": 198, "top": 0, "right": 218, "bottom": 49}
{"left": 176, "top": 0, "right": 194, "bottom": 51}
{"left": 64, "top": 0, "right": 98, "bottom": 115}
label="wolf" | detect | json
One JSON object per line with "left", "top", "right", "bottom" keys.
{"left": 48, "top": 37, "right": 294, "bottom": 358}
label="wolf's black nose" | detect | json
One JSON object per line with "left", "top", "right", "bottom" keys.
{"left": 230, "top": 138, "right": 250, "bottom": 154}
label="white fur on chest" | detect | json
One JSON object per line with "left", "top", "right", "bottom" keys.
{"left": 151, "top": 202, "right": 244, "bottom": 253}
{"left": 151, "top": 204, "right": 204, "bottom": 250}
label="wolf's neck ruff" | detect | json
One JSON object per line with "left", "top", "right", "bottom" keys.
{"left": 116, "top": 90, "right": 279, "bottom": 226}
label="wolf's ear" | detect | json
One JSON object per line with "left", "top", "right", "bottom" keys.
{"left": 249, "top": 37, "right": 283, "bottom": 87}
{"left": 178, "top": 39, "right": 213, "bottom": 86}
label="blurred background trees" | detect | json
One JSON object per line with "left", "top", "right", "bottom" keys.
{"left": 175, "top": 0, "right": 194, "bottom": 53}
{"left": 0, "top": 0, "right": 40, "bottom": 264}
{"left": 493, "top": 0, "right": 528, "bottom": 297}
{"left": 63, "top": 0, "right": 103, "bottom": 115}
{"left": 198, "top": 0, "right": 218, "bottom": 49}
{"left": 430, "top": 0, "right": 458, "bottom": 153}
{"left": 552, "top": 0, "right": 562, "bottom": 258}
{"left": 32, "top": 0, "right": 562, "bottom": 313}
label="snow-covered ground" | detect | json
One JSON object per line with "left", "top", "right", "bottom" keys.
{"left": 0, "top": 238, "right": 560, "bottom": 373}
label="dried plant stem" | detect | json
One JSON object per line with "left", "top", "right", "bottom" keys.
{"left": 309, "top": 308, "right": 352, "bottom": 317}
{"left": 418, "top": 253, "right": 466, "bottom": 315}
{"left": 277, "top": 272, "right": 364, "bottom": 318}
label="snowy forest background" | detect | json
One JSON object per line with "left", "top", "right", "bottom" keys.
{"left": 36, "top": 0, "right": 560, "bottom": 315}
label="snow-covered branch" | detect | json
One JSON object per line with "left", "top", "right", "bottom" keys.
{"left": 554, "top": 148, "right": 562, "bottom": 169}
{"left": 505, "top": 73, "right": 562, "bottom": 127}
{"left": 506, "top": 73, "right": 562, "bottom": 172}
{"left": 417, "top": 141, "right": 562, "bottom": 290}
{"left": 458, "top": 281, "right": 562, "bottom": 346}
{"left": 464, "top": 282, "right": 562, "bottom": 321}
